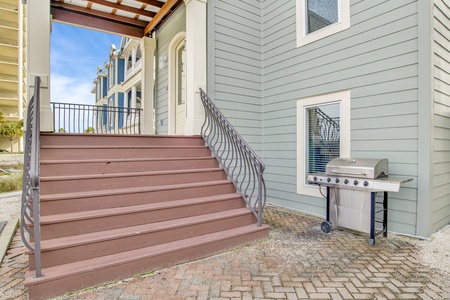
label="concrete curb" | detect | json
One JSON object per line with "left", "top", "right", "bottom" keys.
{"left": 0, "top": 218, "right": 19, "bottom": 264}
{"left": 0, "top": 191, "right": 22, "bottom": 199}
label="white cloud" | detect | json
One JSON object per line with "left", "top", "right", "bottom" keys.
{"left": 50, "top": 73, "right": 95, "bottom": 105}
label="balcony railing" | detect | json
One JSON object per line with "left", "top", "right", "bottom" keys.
{"left": 51, "top": 102, "right": 142, "bottom": 134}
{"left": 199, "top": 88, "right": 266, "bottom": 227}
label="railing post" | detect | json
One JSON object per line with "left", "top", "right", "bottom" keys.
{"left": 258, "top": 171, "right": 263, "bottom": 227}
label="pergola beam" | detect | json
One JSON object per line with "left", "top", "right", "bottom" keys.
{"left": 135, "top": 0, "right": 165, "bottom": 8}
{"left": 51, "top": 6, "right": 144, "bottom": 37}
{"left": 144, "top": 0, "right": 179, "bottom": 36}
{"left": 51, "top": 1, "right": 149, "bottom": 28}
{"left": 86, "top": 0, "right": 156, "bottom": 18}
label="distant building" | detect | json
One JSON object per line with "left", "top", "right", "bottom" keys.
{"left": 92, "top": 37, "right": 144, "bottom": 133}
{"left": 0, "top": 0, "right": 27, "bottom": 152}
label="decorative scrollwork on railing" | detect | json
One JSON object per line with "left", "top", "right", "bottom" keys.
{"left": 199, "top": 88, "right": 266, "bottom": 227}
{"left": 21, "top": 76, "right": 42, "bottom": 278}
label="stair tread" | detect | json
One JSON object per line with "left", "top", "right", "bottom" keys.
{"left": 41, "top": 133, "right": 202, "bottom": 139}
{"left": 25, "top": 224, "right": 269, "bottom": 286}
{"left": 40, "top": 180, "right": 233, "bottom": 201}
{"left": 39, "top": 193, "right": 242, "bottom": 224}
{"left": 40, "top": 156, "right": 216, "bottom": 165}
{"left": 35, "top": 208, "right": 253, "bottom": 252}
{"left": 41, "top": 145, "right": 207, "bottom": 149}
{"left": 41, "top": 167, "right": 223, "bottom": 182}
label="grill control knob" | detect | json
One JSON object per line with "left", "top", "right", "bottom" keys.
{"left": 327, "top": 178, "right": 331, "bottom": 183}
{"left": 335, "top": 178, "right": 340, "bottom": 183}
{"left": 364, "top": 181, "right": 369, "bottom": 187}
{"left": 313, "top": 176, "right": 317, "bottom": 181}
{"left": 344, "top": 179, "right": 349, "bottom": 184}
{"left": 354, "top": 180, "right": 359, "bottom": 186}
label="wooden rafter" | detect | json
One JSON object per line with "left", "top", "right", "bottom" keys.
{"left": 50, "top": 0, "right": 180, "bottom": 38}
{"left": 51, "top": 1, "right": 149, "bottom": 28}
{"left": 86, "top": 0, "right": 156, "bottom": 18}
{"left": 144, "top": 0, "right": 179, "bottom": 36}
{"left": 51, "top": 6, "right": 144, "bottom": 37}
{"left": 135, "top": 0, "right": 164, "bottom": 8}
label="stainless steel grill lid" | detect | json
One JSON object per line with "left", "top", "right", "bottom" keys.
{"left": 325, "top": 158, "right": 388, "bottom": 179}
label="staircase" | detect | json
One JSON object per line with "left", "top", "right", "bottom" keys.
{"left": 24, "top": 133, "right": 269, "bottom": 300}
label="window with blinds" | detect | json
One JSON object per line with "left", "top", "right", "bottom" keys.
{"left": 306, "top": 102, "right": 340, "bottom": 174}
{"left": 306, "top": 0, "right": 338, "bottom": 34}
{"left": 296, "top": 0, "right": 350, "bottom": 47}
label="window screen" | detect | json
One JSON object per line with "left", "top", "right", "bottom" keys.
{"left": 306, "top": 102, "right": 340, "bottom": 174}
{"left": 306, "top": 0, "right": 339, "bottom": 34}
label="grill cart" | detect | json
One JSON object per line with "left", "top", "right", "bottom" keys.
{"left": 308, "top": 158, "right": 412, "bottom": 246}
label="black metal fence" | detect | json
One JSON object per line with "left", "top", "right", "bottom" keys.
{"left": 51, "top": 102, "right": 142, "bottom": 134}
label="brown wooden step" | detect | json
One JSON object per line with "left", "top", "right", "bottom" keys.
{"left": 39, "top": 180, "right": 237, "bottom": 215}
{"left": 40, "top": 145, "right": 211, "bottom": 160}
{"left": 40, "top": 156, "right": 218, "bottom": 176}
{"left": 40, "top": 133, "right": 205, "bottom": 146}
{"left": 29, "top": 208, "right": 256, "bottom": 269}
{"left": 35, "top": 194, "right": 246, "bottom": 239}
{"left": 25, "top": 224, "right": 270, "bottom": 300}
{"left": 40, "top": 168, "right": 227, "bottom": 194}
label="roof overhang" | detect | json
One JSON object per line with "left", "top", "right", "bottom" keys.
{"left": 50, "top": 0, "right": 183, "bottom": 38}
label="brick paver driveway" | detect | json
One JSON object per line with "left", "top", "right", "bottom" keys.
{"left": 1, "top": 205, "right": 449, "bottom": 300}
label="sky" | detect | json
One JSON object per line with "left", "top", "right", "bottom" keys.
{"left": 50, "top": 23, "right": 122, "bottom": 106}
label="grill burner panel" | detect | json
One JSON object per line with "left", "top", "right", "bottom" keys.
{"left": 309, "top": 174, "right": 411, "bottom": 192}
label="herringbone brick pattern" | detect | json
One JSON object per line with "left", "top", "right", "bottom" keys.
{"left": 1, "top": 205, "right": 449, "bottom": 299}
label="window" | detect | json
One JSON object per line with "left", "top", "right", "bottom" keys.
{"left": 297, "top": 90, "right": 351, "bottom": 197}
{"left": 296, "top": 0, "right": 350, "bottom": 47}
{"left": 175, "top": 39, "right": 186, "bottom": 105}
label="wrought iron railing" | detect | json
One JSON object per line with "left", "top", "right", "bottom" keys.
{"left": 51, "top": 102, "right": 142, "bottom": 134}
{"left": 21, "top": 76, "right": 42, "bottom": 278}
{"left": 199, "top": 88, "right": 266, "bottom": 227}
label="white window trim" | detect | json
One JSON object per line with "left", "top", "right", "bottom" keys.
{"left": 296, "top": 90, "right": 351, "bottom": 197}
{"left": 296, "top": 0, "right": 350, "bottom": 48}
{"left": 167, "top": 31, "right": 186, "bottom": 135}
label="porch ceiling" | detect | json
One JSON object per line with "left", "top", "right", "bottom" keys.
{"left": 50, "top": 0, "right": 183, "bottom": 38}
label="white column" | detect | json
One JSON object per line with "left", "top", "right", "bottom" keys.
{"left": 27, "top": 0, "right": 53, "bottom": 131}
{"left": 140, "top": 37, "right": 156, "bottom": 134}
{"left": 131, "top": 85, "right": 137, "bottom": 108}
{"left": 184, "top": 0, "right": 207, "bottom": 135}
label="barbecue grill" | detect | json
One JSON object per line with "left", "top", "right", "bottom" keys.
{"left": 308, "top": 158, "right": 412, "bottom": 245}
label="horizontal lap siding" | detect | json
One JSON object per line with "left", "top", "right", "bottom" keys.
{"left": 207, "top": 0, "right": 263, "bottom": 153}
{"left": 433, "top": 0, "right": 450, "bottom": 232}
{"left": 155, "top": 6, "right": 186, "bottom": 135}
{"left": 262, "top": 0, "right": 419, "bottom": 234}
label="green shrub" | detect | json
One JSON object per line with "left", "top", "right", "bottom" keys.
{"left": 0, "top": 173, "right": 23, "bottom": 193}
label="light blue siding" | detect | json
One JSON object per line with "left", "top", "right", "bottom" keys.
{"left": 155, "top": 5, "right": 186, "bottom": 135}
{"left": 432, "top": 0, "right": 450, "bottom": 231}
{"left": 207, "top": 0, "right": 263, "bottom": 154}
{"left": 261, "top": 0, "right": 420, "bottom": 235}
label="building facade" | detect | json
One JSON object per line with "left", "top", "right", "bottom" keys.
{"left": 154, "top": 0, "right": 449, "bottom": 238}
{"left": 30, "top": 0, "right": 450, "bottom": 238}
{"left": 0, "top": 0, "right": 26, "bottom": 152}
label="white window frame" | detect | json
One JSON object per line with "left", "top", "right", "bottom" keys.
{"left": 296, "top": 0, "right": 350, "bottom": 47}
{"left": 296, "top": 90, "right": 351, "bottom": 197}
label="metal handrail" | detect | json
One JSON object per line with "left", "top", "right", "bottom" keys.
{"left": 199, "top": 88, "right": 266, "bottom": 227}
{"left": 51, "top": 102, "right": 142, "bottom": 134}
{"left": 20, "top": 76, "right": 42, "bottom": 278}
